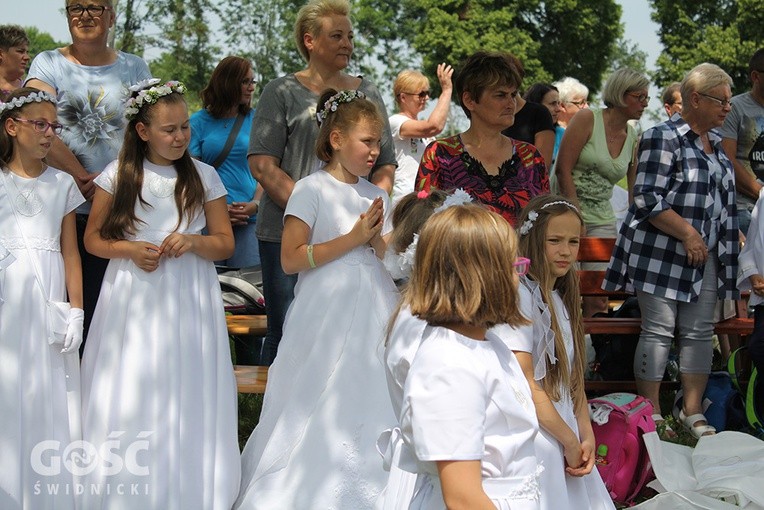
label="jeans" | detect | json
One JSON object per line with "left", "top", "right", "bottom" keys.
{"left": 634, "top": 253, "right": 718, "bottom": 381}
{"left": 258, "top": 239, "right": 297, "bottom": 366}
{"left": 224, "top": 221, "right": 260, "bottom": 268}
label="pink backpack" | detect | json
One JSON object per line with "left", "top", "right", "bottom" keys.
{"left": 588, "top": 392, "right": 656, "bottom": 505}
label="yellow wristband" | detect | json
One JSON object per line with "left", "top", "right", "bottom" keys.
{"left": 307, "top": 244, "right": 316, "bottom": 268}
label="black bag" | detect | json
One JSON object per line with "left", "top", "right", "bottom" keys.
{"left": 589, "top": 297, "right": 641, "bottom": 381}
{"left": 217, "top": 265, "right": 266, "bottom": 315}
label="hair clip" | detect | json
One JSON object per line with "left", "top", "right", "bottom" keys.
{"left": 417, "top": 190, "right": 429, "bottom": 199}
{"left": 519, "top": 200, "right": 578, "bottom": 236}
{"left": 124, "top": 80, "right": 187, "bottom": 120}
{"left": 433, "top": 188, "right": 473, "bottom": 213}
{"left": 316, "top": 89, "right": 366, "bottom": 125}
{"left": 0, "top": 91, "right": 57, "bottom": 114}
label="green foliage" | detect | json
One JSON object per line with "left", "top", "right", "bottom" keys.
{"left": 24, "top": 27, "right": 65, "bottom": 61}
{"left": 650, "top": 0, "right": 764, "bottom": 94}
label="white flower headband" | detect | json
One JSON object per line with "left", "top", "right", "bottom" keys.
{"left": 0, "top": 91, "right": 57, "bottom": 114}
{"left": 124, "top": 79, "right": 187, "bottom": 120}
{"left": 519, "top": 200, "right": 578, "bottom": 236}
{"left": 316, "top": 89, "right": 366, "bottom": 125}
{"left": 383, "top": 189, "right": 474, "bottom": 279}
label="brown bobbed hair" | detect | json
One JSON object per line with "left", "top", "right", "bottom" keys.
{"left": 454, "top": 51, "right": 522, "bottom": 119}
{"left": 0, "top": 25, "right": 29, "bottom": 50}
{"left": 315, "top": 88, "right": 383, "bottom": 163}
{"left": 200, "top": 56, "right": 253, "bottom": 118}
{"left": 99, "top": 92, "right": 204, "bottom": 240}
{"left": 517, "top": 194, "right": 586, "bottom": 407}
{"left": 398, "top": 204, "right": 529, "bottom": 331}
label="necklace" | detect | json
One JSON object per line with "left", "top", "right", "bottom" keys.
{"left": 8, "top": 171, "right": 43, "bottom": 217}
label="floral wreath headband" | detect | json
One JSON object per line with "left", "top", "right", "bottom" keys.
{"left": 384, "top": 188, "right": 474, "bottom": 280}
{"left": 0, "top": 91, "right": 57, "bottom": 115}
{"left": 124, "top": 78, "right": 187, "bottom": 120}
{"left": 518, "top": 200, "right": 578, "bottom": 236}
{"left": 316, "top": 89, "right": 366, "bottom": 125}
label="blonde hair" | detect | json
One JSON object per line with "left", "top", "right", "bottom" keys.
{"left": 396, "top": 205, "right": 528, "bottom": 330}
{"left": 517, "top": 194, "right": 586, "bottom": 407}
{"left": 680, "top": 63, "right": 733, "bottom": 104}
{"left": 601, "top": 68, "right": 650, "bottom": 108}
{"left": 294, "top": 0, "right": 350, "bottom": 63}
{"left": 392, "top": 70, "right": 429, "bottom": 109}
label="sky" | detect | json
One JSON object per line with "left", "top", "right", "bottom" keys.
{"left": 7, "top": 0, "right": 666, "bottom": 116}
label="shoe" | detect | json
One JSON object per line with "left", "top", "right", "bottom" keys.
{"left": 679, "top": 409, "right": 716, "bottom": 439}
{"left": 652, "top": 413, "right": 677, "bottom": 439}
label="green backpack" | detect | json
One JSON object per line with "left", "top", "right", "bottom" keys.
{"left": 727, "top": 347, "right": 764, "bottom": 436}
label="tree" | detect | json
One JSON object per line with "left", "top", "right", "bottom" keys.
{"left": 25, "top": 27, "right": 65, "bottom": 61}
{"left": 650, "top": 0, "right": 764, "bottom": 94}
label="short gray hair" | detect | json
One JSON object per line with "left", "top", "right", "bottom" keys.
{"left": 553, "top": 76, "right": 589, "bottom": 104}
{"left": 601, "top": 68, "right": 650, "bottom": 108}
{"left": 680, "top": 63, "right": 733, "bottom": 104}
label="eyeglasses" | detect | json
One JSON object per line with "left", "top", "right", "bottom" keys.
{"left": 628, "top": 92, "right": 651, "bottom": 103}
{"left": 65, "top": 4, "right": 110, "bottom": 17}
{"left": 698, "top": 92, "right": 732, "bottom": 108}
{"left": 241, "top": 78, "right": 257, "bottom": 86}
{"left": 568, "top": 99, "right": 588, "bottom": 107}
{"left": 12, "top": 118, "right": 64, "bottom": 135}
{"left": 513, "top": 257, "right": 531, "bottom": 276}
{"left": 403, "top": 90, "right": 430, "bottom": 99}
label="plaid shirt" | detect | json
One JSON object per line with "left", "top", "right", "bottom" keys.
{"left": 603, "top": 115, "right": 739, "bottom": 302}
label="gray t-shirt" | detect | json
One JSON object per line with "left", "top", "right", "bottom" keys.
{"left": 27, "top": 49, "right": 152, "bottom": 214}
{"left": 248, "top": 74, "right": 396, "bottom": 243}
{"left": 719, "top": 91, "right": 764, "bottom": 211}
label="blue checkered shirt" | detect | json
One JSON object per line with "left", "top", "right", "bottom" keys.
{"left": 603, "top": 115, "right": 739, "bottom": 302}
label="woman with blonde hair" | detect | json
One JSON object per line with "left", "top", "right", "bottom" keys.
{"left": 389, "top": 65, "right": 452, "bottom": 205}
{"left": 248, "top": 0, "right": 397, "bottom": 365}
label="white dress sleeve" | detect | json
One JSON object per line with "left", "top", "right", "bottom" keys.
{"left": 403, "top": 336, "right": 486, "bottom": 461}
{"left": 62, "top": 172, "right": 86, "bottom": 214}
{"left": 94, "top": 160, "right": 119, "bottom": 194}
{"left": 194, "top": 159, "right": 227, "bottom": 202}
{"left": 284, "top": 177, "right": 319, "bottom": 229}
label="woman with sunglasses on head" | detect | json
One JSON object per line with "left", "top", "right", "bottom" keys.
{"left": 555, "top": 67, "right": 648, "bottom": 317}
{"left": 190, "top": 56, "right": 263, "bottom": 269}
{"left": 25, "top": 0, "right": 152, "bottom": 344}
{"left": 389, "top": 64, "right": 452, "bottom": 206}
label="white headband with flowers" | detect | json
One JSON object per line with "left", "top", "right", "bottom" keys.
{"left": 383, "top": 188, "right": 474, "bottom": 280}
{"left": 0, "top": 91, "right": 57, "bottom": 114}
{"left": 518, "top": 200, "right": 578, "bottom": 236}
{"left": 124, "top": 79, "right": 187, "bottom": 120}
{"left": 316, "top": 89, "right": 366, "bottom": 125}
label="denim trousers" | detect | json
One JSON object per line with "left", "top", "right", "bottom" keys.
{"left": 258, "top": 239, "right": 298, "bottom": 366}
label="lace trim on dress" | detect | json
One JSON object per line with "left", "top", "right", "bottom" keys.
{"left": 0, "top": 236, "right": 60, "bottom": 252}
{"left": 506, "top": 464, "right": 543, "bottom": 500}
{"left": 146, "top": 172, "right": 176, "bottom": 198}
{"left": 520, "top": 276, "right": 557, "bottom": 381}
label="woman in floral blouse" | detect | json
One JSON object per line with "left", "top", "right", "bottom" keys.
{"left": 416, "top": 51, "right": 548, "bottom": 227}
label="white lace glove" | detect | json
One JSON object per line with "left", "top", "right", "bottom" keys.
{"left": 61, "top": 308, "right": 85, "bottom": 354}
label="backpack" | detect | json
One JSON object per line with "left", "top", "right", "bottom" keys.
{"left": 589, "top": 392, "right": 656, "bottom": 505}
{"left": 217, "top": 266, "right": 266, "bottom": 315}
{"left": 589, "top": 297, "right": 641, "bottom": 380}
{"left": 728, "top": 347, "right": 764, "bottom": 436}
{"left": 672, "top": 371, "right": 747, "bottom": 432}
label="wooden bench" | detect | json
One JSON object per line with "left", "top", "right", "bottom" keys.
{"left": 226, "top": 314, "right": 268, "bottom": 337}
{"left": 234, "top": 364, "right": 269, "bottom": 394}
{"left": 579, "top": 237, "right": 753, "bottom": 392}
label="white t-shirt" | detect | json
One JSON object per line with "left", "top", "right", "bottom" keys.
{"left": 389, "top": 113, "right": 433, "bottom": 205}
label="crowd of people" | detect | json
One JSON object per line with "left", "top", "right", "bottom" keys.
{"left": 2, "top": 0, "right": 764, "bottom": 508}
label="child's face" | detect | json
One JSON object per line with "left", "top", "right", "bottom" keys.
{"left": 544, "top": 211, "right": 581, "bottom": 279}
{"left": 6, "top": 102, "right": 58, "bottom": 162}
{"left": 136, "top": 100, "right": 190, "bottom": 166}
{"left": 333, "top": 119, "right": 381, "bottom": 180}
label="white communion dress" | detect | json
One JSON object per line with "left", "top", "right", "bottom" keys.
{"left": 506, "top": 277, "right": 615, "bottom": 510}
{"left": 79, "top": 159, "right": 240, "bottom": 510}
{"left": 384, "top": 311, "right": 542, "bottom": 510}
{"left": 0, "top": 167, "right": 84, "bottom": 510}
{"left": 235, "top": 170, "right": 399, "bottom": 509}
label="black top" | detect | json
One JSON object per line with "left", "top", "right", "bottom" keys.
{"left": 503, "top": 101, "right": 555, "bottom": 145}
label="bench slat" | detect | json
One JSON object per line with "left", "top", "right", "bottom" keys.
{"left": 234, "top": 364, "right": 268, "bottom": 394}
{"left": 227, "top": 315, "right": 268, "bottom": 336}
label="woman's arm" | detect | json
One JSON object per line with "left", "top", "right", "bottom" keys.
{"left": 648, "top": 209, "right": 707, "bottom": 266}
{"left": 514, "top": 351, "right": 584, "bottom": 470}
{"left": 436, "top": 460, "right": 496, "bottom": 510}
{"left": 84, "top": 188, "right": 162, "bottom": 272}
{"left": 61, "top": 211, "right": 83, "bottom": 309}
{"left": 160, "top": 196, "right": 235, "bottom": 261}
{"left": 281, "top": 197, "right": 384, "bottom": 274}
{"left": 249, "top": 154, "right": 295, "bottom": 209}
{"left": 554, "top": 109, "right": 594, "bottom": 208}
{"left": 533, "top": 129, "right": 555, "bottom": 172}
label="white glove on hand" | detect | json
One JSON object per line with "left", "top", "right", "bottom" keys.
{"left": 61, "top": 308, "right": 85, "bottom": 354}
